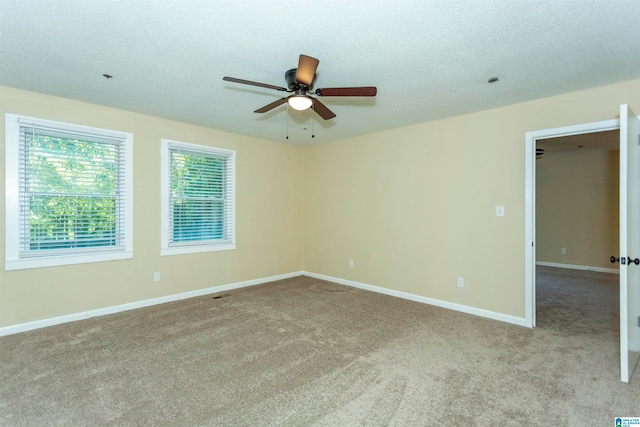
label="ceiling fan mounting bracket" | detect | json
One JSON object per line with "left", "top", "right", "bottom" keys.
{"left": 285, "top": 68, "right": 314, "bottom": 91}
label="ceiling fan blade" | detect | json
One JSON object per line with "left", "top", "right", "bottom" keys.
{"left": 254, "top": 97, "right": 288, "bottom": 113}
{"left": 311, "top": 98, "right": 336, "bottom": 120}
{"left": 296, "top": 55, "right": 319, "bottom": 87}
{"left": 315, "top": 87, "right": 377, "bottom": 97}
{"left": 223, "top": 76, "right": 288, "bottom": 92}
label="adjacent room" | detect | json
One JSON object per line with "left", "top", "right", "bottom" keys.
{"left": 1, "top": 1, "right": 639, "bottom": 425}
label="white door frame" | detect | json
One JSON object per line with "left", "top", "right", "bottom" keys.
{"left": 524, "top": 118, "right": 620, "bottom": 328}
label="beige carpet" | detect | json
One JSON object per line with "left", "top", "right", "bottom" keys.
{"left": 0, "top": 267, "right": 638, "bottom": 426}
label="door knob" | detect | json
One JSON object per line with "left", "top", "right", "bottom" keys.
{"left": 610, "top": 256, "right": 640, "bottom": 265}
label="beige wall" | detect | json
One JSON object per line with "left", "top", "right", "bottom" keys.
{"left": 536, "top": 148, "right": 619, "bottom": 269}
{"left": 0, "top": 86, "right": 304, "bottom": 327}
{"left": 303, "top": 79, "right": 640, "bottom": 318}
{"left": 2, "top": 79, "right": 639, "bottom": 329}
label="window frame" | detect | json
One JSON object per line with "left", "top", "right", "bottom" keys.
{"left": 5, "top": 113, "right": 134, "bottom": 271}
{"left": 160, "top": 139, "right": 236, "bottom": 256}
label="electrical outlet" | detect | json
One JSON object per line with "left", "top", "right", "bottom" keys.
{"left": 457, "top": 277, "right": 464, "bottom": 288}
{"left": 153, "top": 272, "right": 160, "bottom": 282}
{"left": 349, "top": 260, "right": 354, "bottom": 268}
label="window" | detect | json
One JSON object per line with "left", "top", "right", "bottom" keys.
{"left": 5, "top": 114, "right": 133, "bottom": 270}
{"left": 161, "top": 139, "right": 235, "bottom": 256}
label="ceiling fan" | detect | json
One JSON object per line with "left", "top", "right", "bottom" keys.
{"left": 223, "top": 54, "right": 377, "bottom": 120}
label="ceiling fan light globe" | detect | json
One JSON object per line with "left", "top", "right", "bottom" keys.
{"left": 288, "top": 95, "right": 313, "bottom": 111}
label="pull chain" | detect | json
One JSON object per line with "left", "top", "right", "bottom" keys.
{"left": 286, "top": 104, "right": 289, "bottom": 140}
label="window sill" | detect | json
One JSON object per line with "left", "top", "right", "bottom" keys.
{"left": 161, "top": 243, "right": 236, "bottom": 257}
{"left": 5, "top": 250, "right": 134, "bottom": 271}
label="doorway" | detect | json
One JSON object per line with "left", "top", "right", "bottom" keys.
{"left": 533, "top": 131, "right": 621, "bottom": 372}
{"left": 525, "top": 109, "right": 640, "bottom": 384}
{"left": 525, "top": 119, "right": 621, "bottom": 328}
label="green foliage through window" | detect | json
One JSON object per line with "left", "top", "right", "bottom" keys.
{"left": 170, "top": 151, "right": 227, "bottom": 243}
{"left": 24, "top": 132, "right": 121, "bottom": 251}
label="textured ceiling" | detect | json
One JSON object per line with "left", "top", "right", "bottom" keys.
{"left": 537, "top": 130, "right": 619, "bottom": 153}
{"left": 1, "top": 0, "right": 639, "bottom": 145}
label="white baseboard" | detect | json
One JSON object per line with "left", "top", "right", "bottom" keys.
{"left": 536, "top": 261, "right": 619, "bottom": 274}
{"left": 302, "top": 271, "right": 529, "bottom": 327}
{"left": 1, "top": 270, "right": 530, "bottom": 336}
{"left": 0, "top": 271, "right": 303, "bottom": 337}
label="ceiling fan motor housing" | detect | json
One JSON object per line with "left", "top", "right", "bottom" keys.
{"left": 285, "top": 68, "right": 315, "bottom": 91}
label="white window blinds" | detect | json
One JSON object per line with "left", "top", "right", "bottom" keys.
{"left": 167, "top": 144, "right": 235, "bottom": 247}
{"left": 17, "top": 120, "right": 127, "bottom": 257}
